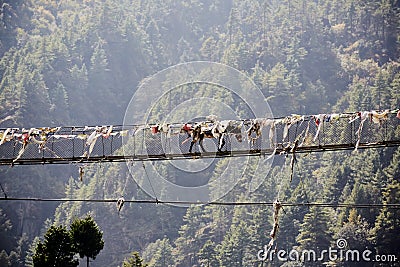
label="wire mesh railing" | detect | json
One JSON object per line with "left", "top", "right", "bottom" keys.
{"left": 0, "top": 110, "right": 399, "bottom": 165}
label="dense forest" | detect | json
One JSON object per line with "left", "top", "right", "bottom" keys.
{"left": 0, "top": 0, "right": 399, "bottom": 266}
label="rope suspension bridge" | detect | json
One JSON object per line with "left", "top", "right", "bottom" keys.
{"left": 0, "top": 110, "right": 399, "bottom": 165}
{"left": 1, "top": 109, "right": 400, "bottom": 213}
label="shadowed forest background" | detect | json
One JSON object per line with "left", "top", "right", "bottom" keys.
{"left": 0, "top": 0, "right": 399, "bottom": 266}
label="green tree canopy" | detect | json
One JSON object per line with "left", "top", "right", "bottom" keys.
{"left": 122, "top": 251, "right": 148, "bottom": 267}
{"left": 371, "top": 179, "right": 400, "bottom": 255}
{"left": 69, "top": 215, "right": 104, "bottom": 267}
{"left": 32, "top": 225, "right": 78, "bottom": 267}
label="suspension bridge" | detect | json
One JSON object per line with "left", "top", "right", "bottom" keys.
{"left": 0, "top": 110, "right": 399, "bottom": 166}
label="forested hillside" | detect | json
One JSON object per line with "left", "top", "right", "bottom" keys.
{"left": 0, "top": 0, "right": 399, "bottom": 266}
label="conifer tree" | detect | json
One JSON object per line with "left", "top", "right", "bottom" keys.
{"left": 218, "top": 220, "right": 250, "bottom": 267}
{"left": 69, "top": 215, "right": 104, "bottom": 267}
{"left": 32, "top": 225, "right": 78, "bottom": 267}
{"left": 371, "top": 179, "right": 400, "bottom": 256}
{"left": 296, "top": 206, "right": 332, "bottom": 264}
{"left": 122, "top": 252, "right": 148, "bottom": 267}
{"left": 198, "top": 240, "right": 219, "bottom": 267}
{"left": 143, "top": 238, "right": 174, "bottom": 267}
{"left": 334, "top": 209, "right": 372, "bottom": 255}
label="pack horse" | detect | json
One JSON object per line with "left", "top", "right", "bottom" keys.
{"left": 182, "top": 120, "right": 244, "bottom": 153}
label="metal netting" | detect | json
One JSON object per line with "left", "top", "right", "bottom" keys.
{"left": 0, "top": 112, "right": 399, "bottom": 165}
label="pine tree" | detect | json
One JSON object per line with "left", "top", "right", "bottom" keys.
{"left": 198, "top": 240, "right": 219, "bottom": 267}
{"left": 371, "top": 179, "right": 400, "bottom": 256}
{"left": 69, "top": 215, "right": 104, "bottom": 267}
{"left": 218, "top": 220, "right": 250, "bottom": 267}
{"left": 32, "top": 225, "right": 78, "bottom": 267}
{"left": 334, "top": 209, "right": 372, "bottom": 256}
{"left": 174, "top": 205, "right": 210, "bottom": 266}
{"left": 296, "top": 206, "right": 332, "bottom": 264}
{"left": 369, "top": 147, "right": 400, "bottom": 255}
{"left": 383, "top": 147, "right": 400, "bottom": 183}
{"left": 122, "top": 252, "right": 148, "bottom": 267}
{"left": 143, "top": 238, "right": 174, "bottom": 267}
{"left": 0, "top": 250, "right": 10, "bottom": 267}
